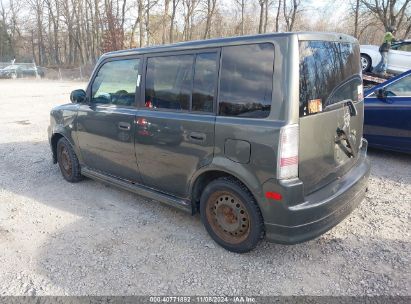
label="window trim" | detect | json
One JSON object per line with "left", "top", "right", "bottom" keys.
{"left": 86, "top": 55, "right": 143, "bottom": 108}
{"left": 217, "top": 42, "right": 275, "bottom": 119}
{"left": 139, "top": 48, "right": 221, "bottom": 115}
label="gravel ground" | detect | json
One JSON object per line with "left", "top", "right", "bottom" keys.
{"left": 0, "top": 79, "right": 410, "bottom": 296}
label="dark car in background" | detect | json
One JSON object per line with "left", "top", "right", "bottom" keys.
{"left": 364, "top": 69, "right": 411, "bottom": 154}
{"left": 0, "top": 64, "right": 44, "bottom": 79}
{"left": 48, "top": 32, "right": 370, "bottom": 253}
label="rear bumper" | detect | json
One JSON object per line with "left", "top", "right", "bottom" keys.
{"left": 265, "top": 139, "right": 370, "bottom": 244}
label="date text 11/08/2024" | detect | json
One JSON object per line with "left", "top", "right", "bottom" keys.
{"left": 149, "top": 296, "right": 256, "bottom": 303}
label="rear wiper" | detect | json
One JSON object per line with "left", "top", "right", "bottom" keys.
{"left": 336, "top": 128, "right": 356, "bottom": 158}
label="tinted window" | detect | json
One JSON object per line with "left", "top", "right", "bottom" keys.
{"left": 385, "top": 75, "right": 411, "bottom": 96}
{"left": 145, "top": 55, "right": 193, "bottom": 110}
{"left": 92, "top": 59, "right": 140, "bottom": 106}
{"left": 299, "top": 41, "right": 362, "bottom": 116}
{"left": 219, "top": 43, "right": 274, "bottom": 118}
{"left": 192, "top": 52, "right": 217, "bottom": 112}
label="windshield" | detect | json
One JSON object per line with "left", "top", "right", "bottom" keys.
{"left": 299, "top": 41, "right": 362, "bottom": 116}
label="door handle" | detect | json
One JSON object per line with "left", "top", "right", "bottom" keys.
{"left": 189, "top": 132, "right": 206, "bottom": 142}
{"left": 118, "top": 122, "right": 131, "bottom": 131}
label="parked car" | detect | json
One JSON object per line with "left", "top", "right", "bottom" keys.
{"left": 364, "top": 69, "right": 411, "bottom": 153}
{"left": 0, "top": 64, "right": 44, "bottom": 79}
{"left": 48, "top": 32, "right": 370, "bottom": 253}
{"left": 360, "top": 40, "right": 411, "bottom": 74}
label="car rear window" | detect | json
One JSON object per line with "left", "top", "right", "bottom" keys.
{"left": 299, "top": 41, "right": 362, "bottom": 117}
{"left": 218, "top": 43, "right": 274, "bottom": 118}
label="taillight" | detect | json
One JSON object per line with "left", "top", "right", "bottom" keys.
{"left": 277, "top": 124, "right": 299, "bottom": 180}
{"left": 136, "top": 118, "right": 148, "bottom": 126}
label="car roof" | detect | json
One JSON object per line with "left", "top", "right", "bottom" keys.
{"left": 364, "top": 69, "right": 411, "bottom": 96}
{"left": 101, "top": 32, "right": 358, "bottom": 59}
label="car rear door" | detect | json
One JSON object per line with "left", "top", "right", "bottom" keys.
{"left": 76, "top": 57, "right": 143, "bottom": 182}
{"left": 134, "top": 50, "right": 219, "bottom": 198}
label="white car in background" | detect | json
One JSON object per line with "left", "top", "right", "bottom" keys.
{"left": 360, "top": 40, "right": 411, "bottom": 74}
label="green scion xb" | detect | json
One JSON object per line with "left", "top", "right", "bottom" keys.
{"left": 48, "top": 32, "right": 370, "bottom": 253}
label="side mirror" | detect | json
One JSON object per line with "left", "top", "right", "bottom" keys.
{"left": 70, "top": 89, "right": 87, "bottom": 103}
{"left": 376, "top": 88, "right": 388, "bottom": 99}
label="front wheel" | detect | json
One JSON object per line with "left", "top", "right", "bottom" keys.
{"left": 200, "top": 177, "right": 265, "bottom": 253}
{"left": 56, "top": 137, "right": 83, "bottom": 183}
{"left": 361, "top": 54, "right": 371, "bottom": 72}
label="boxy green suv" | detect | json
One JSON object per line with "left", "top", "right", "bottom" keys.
{"left": 48, "top": 32, "right": 370, "bottom": 253}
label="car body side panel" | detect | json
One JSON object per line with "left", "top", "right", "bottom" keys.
{"left": 76, "top": 104, "right": 143, "bottom": 183}
{"left": 364, "top": 96, "right": 411, "bottom": 153}
{"left": 48, "top": 103, "right": 82, "bottom": 161}
{"left": 364, "top": 70, "right": 411, "bottom": 153}
{"left": 135, "top": 110, "right": 216, "bottom": 198}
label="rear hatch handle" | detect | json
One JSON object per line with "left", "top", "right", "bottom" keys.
{"left": 336, "top": 128, "right": 357, "bottom": 158}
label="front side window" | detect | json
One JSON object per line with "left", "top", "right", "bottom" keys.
{"left": 91, "top": 58, "right": 140, "bottom": 106}
{"left": 385, "top": 75, "right": 411, "bottom": 96}
{"left": 218, "top": 43, "right": 274, "bottom": 118}
{"left": 145, "top": 55, "right": 193, "bottom": 110}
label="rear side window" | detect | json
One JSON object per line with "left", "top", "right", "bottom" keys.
{"left": 218, "top": 43, "right": 274, "bottom": 118}
{"left": 192, "top": 52, "right": 218, "bottom": 112}
{"left": 145, "top": 55, "right": 193, "bottom": 110}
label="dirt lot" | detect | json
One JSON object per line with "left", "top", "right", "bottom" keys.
{"left": 0, "top": 79, "right": 410, "bottom": 296}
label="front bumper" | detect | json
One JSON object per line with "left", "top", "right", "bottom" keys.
{"left": 264, "top": 139, "right": 370, "bottom": 244}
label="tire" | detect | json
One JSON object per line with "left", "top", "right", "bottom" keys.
{"left": 56, "top": 137, "right": 83, "bottom": 183}
{"left": 10, "top": 73, "right": 17, "bottom": 80}
{"left": 360, "top": 54, "right": 371, "bottom": 72}
{"left": 200, "top": 177, "right": 265, "bottom": 253}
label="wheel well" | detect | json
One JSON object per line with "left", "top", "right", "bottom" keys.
{"left": 51, "top": 133, "right": 64, "bottom": 163}
{"left": 361, "top": 53, "right": 372, "bottom": 63}
{"left": 191, "top": 171, "right": 251, "bottom": 213}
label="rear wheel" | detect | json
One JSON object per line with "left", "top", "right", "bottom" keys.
{"left": 360, "top": 54, "right": 371, "bottom": 72}
{"left": 56, "top": 137, "right": 82, "bottom": 183}
{"left": 200, "top": 177, "right": 264, "bottom": 253}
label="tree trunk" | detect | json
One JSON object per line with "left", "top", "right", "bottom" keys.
{"left": 353, "top": 0, "right": 360, "bottom": 38}
{"left": 170, "top": 0, "right": 178, "bottom": 43}
{"left": 258, "top": 1, "right": 264, "bottom": 34}
{"left": 275, "top": 0, "right": 281, "bottom": 32}
{"left": 162, "top": 0, "right": 170, "bottom": 44}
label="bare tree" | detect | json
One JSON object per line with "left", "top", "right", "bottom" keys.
{"left": 203, "top": 0, "right": 217, "bottom": 39}
{"left": 353, "top": 0, "right": 360, "bottom": 38}
{"left": 234, "top": 0, "right": 245, "bottom": 35}
{"left": 258, "top": 0, "right": 264, "bottom": 34}
{"left": 162, "top": 0, "right": 170, "bottom": 43}
{"left": 283, "top": 0, "right": 301, "bottom": 32}
{"left": 169, "top": 0, "right": 179, "bottom": 43}
{"left": 183, "top": 0, "right": 199, "bottom": 40}
{"left": 274, "top": 0, "right": 282, "bottom": 32}
{"left": 361, "top": 0, "right": 411, "bottom": 37}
